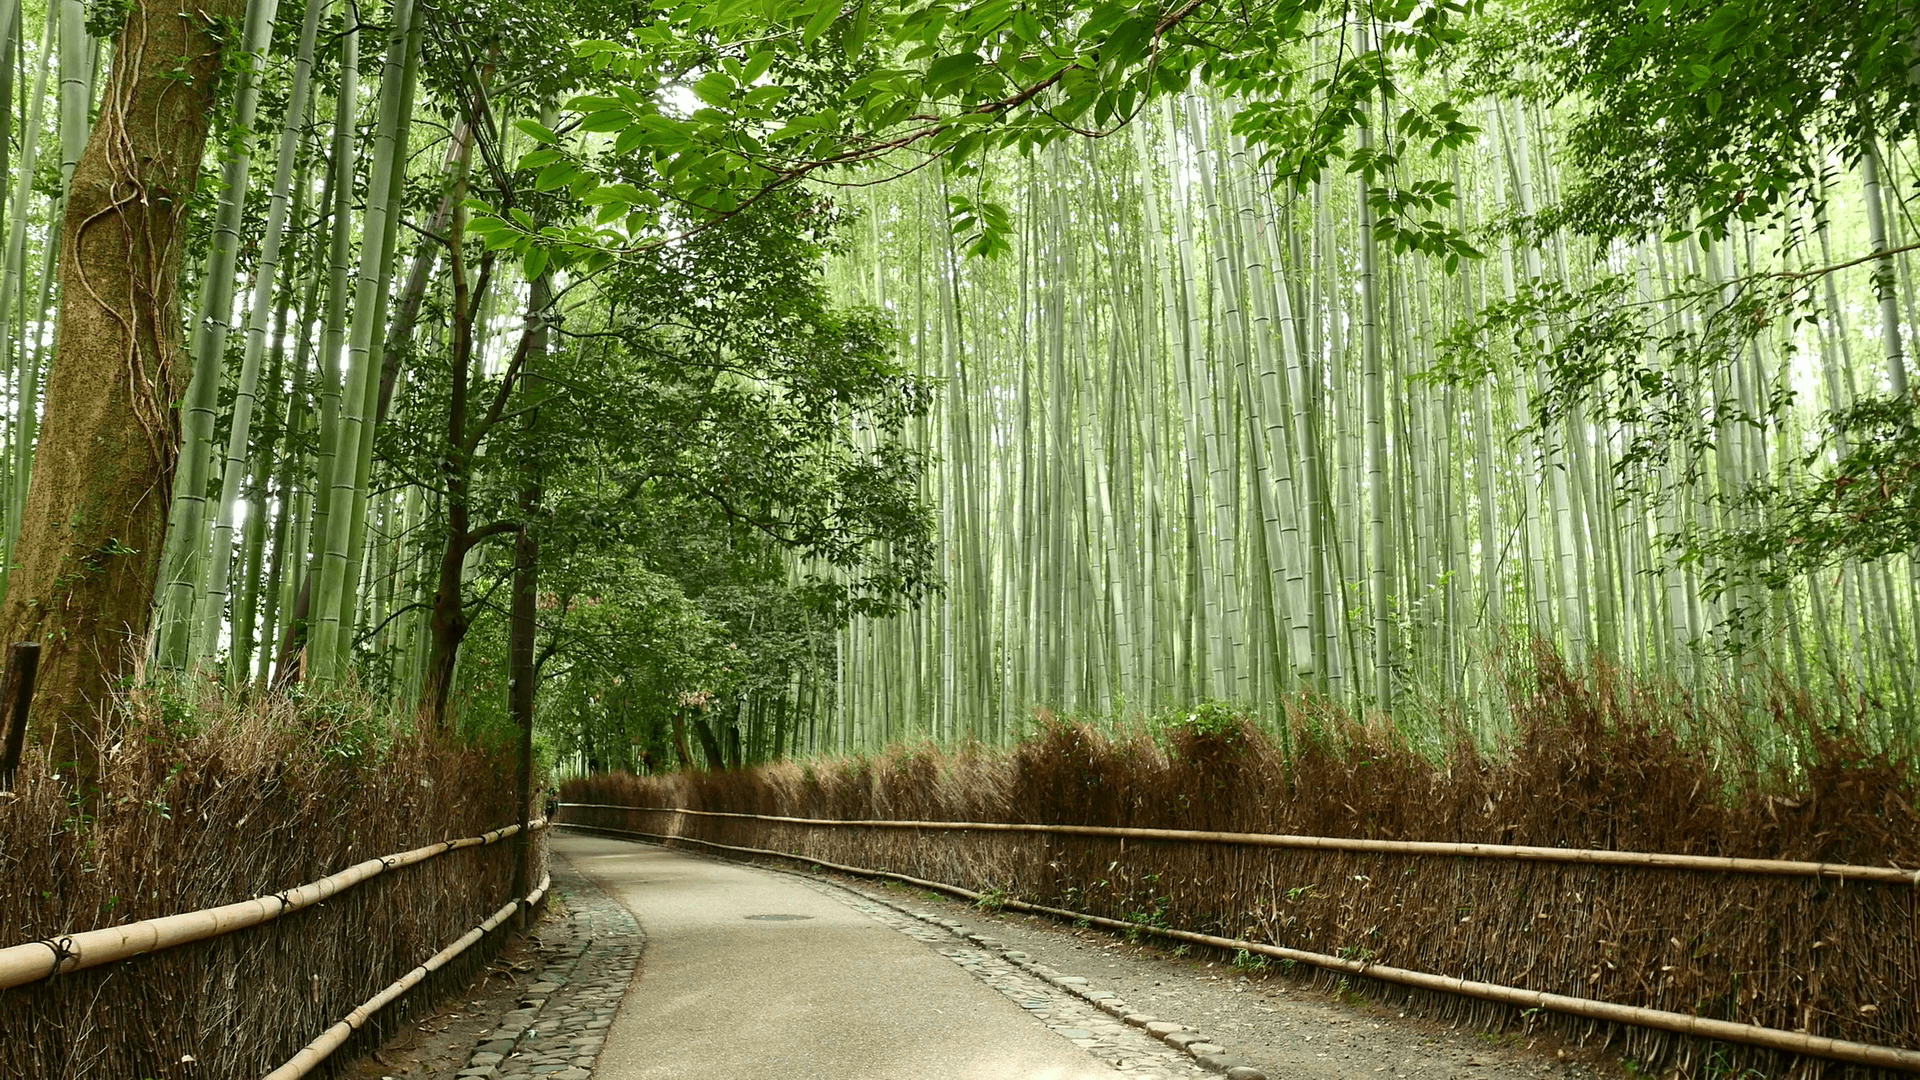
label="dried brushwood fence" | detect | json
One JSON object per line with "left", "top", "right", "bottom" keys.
{"left": 0, "top": 688, "right": 546, "bottom": 1080}
{"left": 561, "top": 684, "right": 1920, "bottom": 1080}
{"left": 263, "top": 866, "right": 552, "bottom": 1080}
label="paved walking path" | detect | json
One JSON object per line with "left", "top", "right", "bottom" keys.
{"left": 557, "top": 830, "right": 1223, "bottom": 1080}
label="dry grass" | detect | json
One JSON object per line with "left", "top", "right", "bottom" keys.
{"left": 566, "top": 648, "right": 1920, "bottom": 1079}
{"left": 0, "top": 677, "right": 541, "bottom": 1080}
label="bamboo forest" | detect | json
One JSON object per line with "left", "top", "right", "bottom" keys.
{"left": 0, "top": 0, "right": 1909, "bottom": 773}
{"left": 4, "top": 0, "right": 1920, "bottom": 1076}
{"left": 0, "top": 0, "right": 1906, "bottom": 777}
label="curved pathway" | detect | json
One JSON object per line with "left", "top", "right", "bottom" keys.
{"left": 559, "top": 830, "right": 1215, "bottom": 1080}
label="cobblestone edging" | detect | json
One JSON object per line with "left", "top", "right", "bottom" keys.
{"left": 453, "top": 859, "right": 643, "bottom": 1080}
{"left": 787, "top": 872, "right": 1270, "bottom": 1080}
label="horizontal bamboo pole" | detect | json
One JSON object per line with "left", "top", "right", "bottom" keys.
{"left": 557, "top": 803, "right": 1920, "bottom": 885}
{"left": 0, "top": 818, "right": 549, "bottom": 990}
{"left": 262, "top": 871, "right": 553, "bottom": 1080}
{"left": 561, "top": 821, "right": 1920, "bottom": 1074}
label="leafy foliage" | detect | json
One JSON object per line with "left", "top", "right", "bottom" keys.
{"left": 1525, "top": 0, "right": 1919, "bottom": 239}
{"left": 1435, "top": 263, "right": 1794, "bottom": 495}
{"left": 396, "top": 192, "right": 935, "bottom": 764}
{"left": 463, "top": 0, "right": 1492, "bottom": 269}
{"left": 1708, "top": 390, "right": 1920, "bottom": 590}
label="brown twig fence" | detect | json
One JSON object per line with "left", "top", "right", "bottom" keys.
{"left": 558, "top": 799, "right": 1920, "bottom": 1078}
{"left": 0, "top": 818, "right": 547, "bottom": 990}
{"left": 263, "top": 868, "right": 552, "bottom": 1080}
{"left": 0, "top": 806, "right": 551, "bottom": 1079}
{"left": 559, "top": 804, "right": 1920, "bottom": 885}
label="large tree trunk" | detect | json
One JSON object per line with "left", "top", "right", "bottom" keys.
{"left": 0, "top": 0, "right": 244, "bottom": 784}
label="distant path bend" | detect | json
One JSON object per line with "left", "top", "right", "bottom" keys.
{"left": 557, "top": 831, "right": 1134, "bottom": 1080}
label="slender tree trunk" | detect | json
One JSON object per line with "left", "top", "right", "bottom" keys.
{"left": 510, "top": 227, "right": 552, "bottom": 920}
{"left": 419, "top": 198, "right": 480, "bottom": 729}
{"left": 690, "top": 713, "right": 726, "bottom": 770}
{"left": 0, "top": 0, "right": 244, "bottom": 782}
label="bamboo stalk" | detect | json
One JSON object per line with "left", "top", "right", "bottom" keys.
{"left": 555, "top": 804, "right": 1920, "bottom": 884}
{"left": 201, "top": 0, "right": 325, "bottom": 666}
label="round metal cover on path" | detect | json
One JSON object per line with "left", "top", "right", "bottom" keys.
{"left": 744, "top": 913, "right": 815, "bottom": 921}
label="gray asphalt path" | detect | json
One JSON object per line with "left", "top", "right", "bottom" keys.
{"left": 558, "top": 832, "right": 1126, "bottom": 1080}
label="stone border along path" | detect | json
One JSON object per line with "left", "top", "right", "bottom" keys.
{"left": 452, "top": 857, "right": 643, "bottom": 1080}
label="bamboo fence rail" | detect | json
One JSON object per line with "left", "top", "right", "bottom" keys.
{"left": 0, "top": 817, "right": 548, "bottom": 990}
{"left": 263, "top": 870, "right": 553, "bottom": 1080}
{"left": 558, "top": 804, "right": 1920, "bottom": 884}
{"left": 561, "top": 817, "right": 1920, "bottom": 1074}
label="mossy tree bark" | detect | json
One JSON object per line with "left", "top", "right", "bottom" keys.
{"left": 0, "top": 0, "right": 245, "bottom": 782}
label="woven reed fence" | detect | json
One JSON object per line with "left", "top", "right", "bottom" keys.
{"left": 560, "top": 701, "right": 1920, "bottom": 1080}
{"left": 0, "top": 703, "right": 547, "bottom": 1080}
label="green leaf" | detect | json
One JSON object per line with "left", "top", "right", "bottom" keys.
{"left": 925, "top": 50, "right": 984, "bottom": 90}
{"left": 802, "top": 0, "right": 840, "bottom": 46}
{"left": 844, "top": 0, "right": 868, "bottom": 57}
{"left": 693, "top": 71, "right": 736, "bottom": 106}
{"left": 743, "top": 49, "right": 776, "bottom": 83}
{"left": 514, "top": 118, "right": 560, "bottom": 144}
{"left": 536, "top": 161, "right": 580, "bottom": 191}
{"left": 613, "top": 123, "right": 650, "bottom": 155}
{"left": 523, "top": 246, "right": 550, "bottom": 281}
{"left": 580, "top": 108, "right": 630, "bottom": 132}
